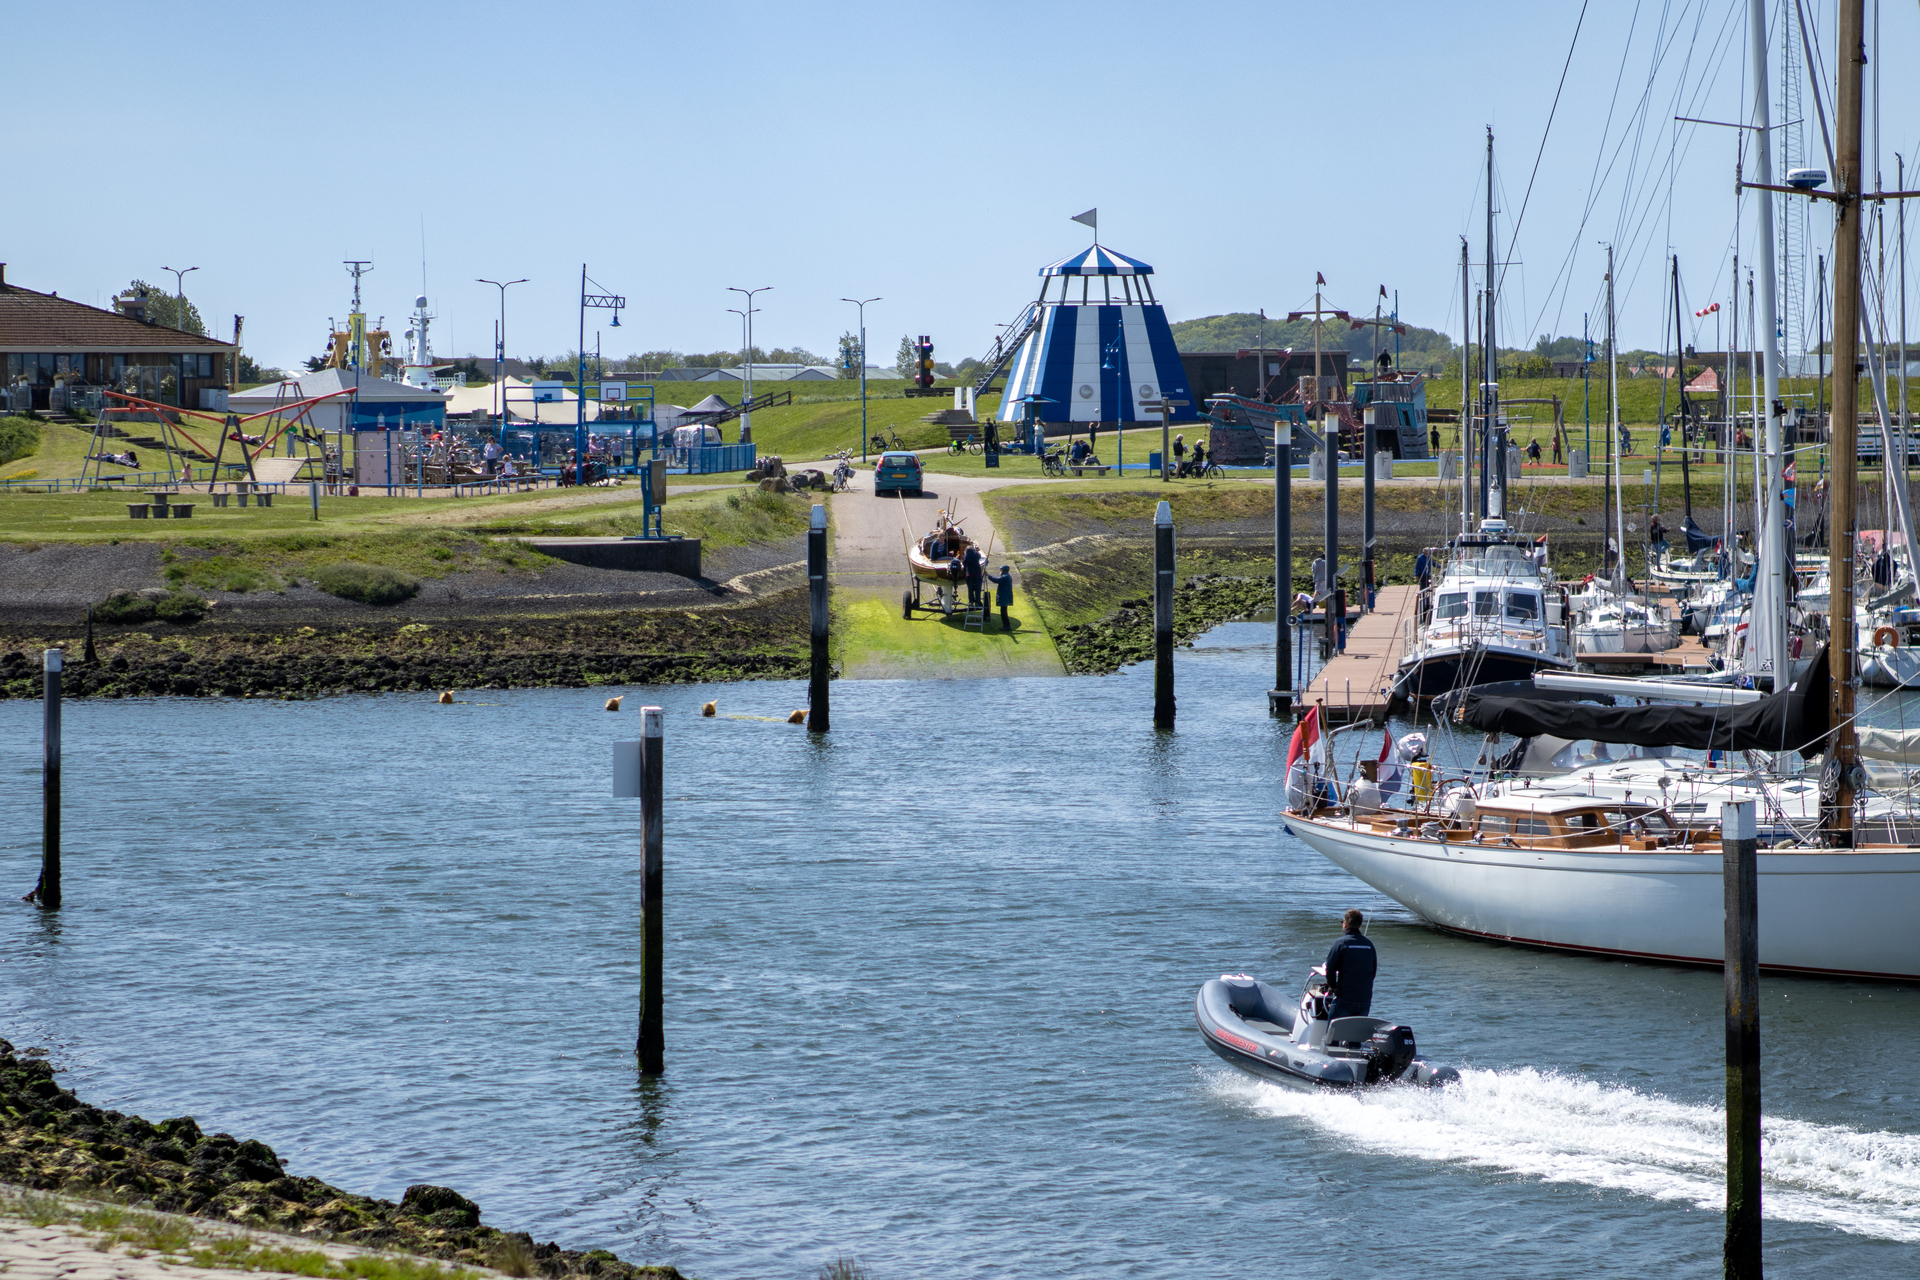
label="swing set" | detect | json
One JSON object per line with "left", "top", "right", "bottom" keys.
{"left": 80, "top": 385, "right": 355, "bottom": 491}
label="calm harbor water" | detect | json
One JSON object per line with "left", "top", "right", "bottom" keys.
{"left": 2, "top": 624, "right": 1918, "bottom": 1278}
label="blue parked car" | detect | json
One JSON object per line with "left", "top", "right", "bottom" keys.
{"left": 874, "top": 450, "right": 923, "bottom": 496}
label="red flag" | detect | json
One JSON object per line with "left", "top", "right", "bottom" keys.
{"left": 1379, "top": 285, "right": 1388, "bottom": 298}
{"left": 1287, "top": 705, "right": 1325, "bottom": 772}
{"left": 1377, "top": 728, "right": 1394, "bottom": 764}
{"left": 1316, "top": 272, "right": 1326, "bottom": 286}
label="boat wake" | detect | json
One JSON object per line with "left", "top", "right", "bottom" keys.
{"left": 1204, "top": 1066, "right": 1920, "bottom": 1241}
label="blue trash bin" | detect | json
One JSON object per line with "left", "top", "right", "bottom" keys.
{"left": 1148, "top": 451, "right": 1163, "bottom": 472}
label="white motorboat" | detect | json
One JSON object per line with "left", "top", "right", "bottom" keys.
{"left": 1281, "top": 794, "right": 1920, "bottom": 980}
{"left": 1392, "top": 520, "right": 1574, "bottom": 703}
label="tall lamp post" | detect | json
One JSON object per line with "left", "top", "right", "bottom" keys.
{"left": 161, "top": 265, "right": 199, "bottom": 323}
{"left": 478, "top": 277, "right": 527, "bottom": 445}
{"left": 577, "top": 265, "right": 625, "bottom": 486}
{"left": 728, "top": 286, "right": 771, "bottom": 443}
{"left": 842, "top": 296, "right": 880, "bottom": 461}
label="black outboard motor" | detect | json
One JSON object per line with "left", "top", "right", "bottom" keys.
{"left": 1363, "top": 1025, "right": 1418, "bottom": 1084}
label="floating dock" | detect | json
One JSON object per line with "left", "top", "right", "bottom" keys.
{"left": 1301, "top": 584, "right": 1416, "bottom": 724}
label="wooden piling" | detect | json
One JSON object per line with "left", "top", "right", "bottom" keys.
{"left": 637, "top": 705, "right": 665, "bottom": 1075}
{"left": 1154, "top": 500, "right": 1175, "bottom": 729}
{"left": 1721, "top": 799, "right": 1761, "bottom": 1277}
{"left": 39, "top": 649, "right": 61, "bottom": 911}
{"left": 1362, "top": 422, "right": 1375, "bottom": 614}
{"left": 1270, "top": 426, "right": 1292, "bottom": 717}
{"left": 309, "top": 479, "right": 321, "bottom": 521}
{"left": 807, "top": 504, "right": 830, "bottom": 733}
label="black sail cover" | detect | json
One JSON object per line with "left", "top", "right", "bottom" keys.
{"left": 1460, "top": 645, "right": 1831, "bottom": 757}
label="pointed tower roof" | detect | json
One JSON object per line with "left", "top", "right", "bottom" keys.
{"left": 1040, "top": 245, "right": 1154, "bottom": 277}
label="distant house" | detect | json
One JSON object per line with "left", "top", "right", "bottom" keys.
{"left": 1550, "top": 358, "right": 1590, "bottom": 378}
{"left": 227, "top": 367, "right": 446, "bottom": 433}
{"left": 1, "top": 264, "right": 234, "bottom": 411}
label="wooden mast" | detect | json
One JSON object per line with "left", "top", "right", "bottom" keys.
{"left": 1829, "top": 0, "right": 1865, "bottom": 841}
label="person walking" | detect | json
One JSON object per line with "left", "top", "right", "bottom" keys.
{"left": 987, "top": 564, "right": 1014, "bottom": 629}
{"left": 1414, "top": 549, "right": 1432, "bottom": 593}
{"left": 1551, "top": 431, "right": 1563, "bottom": 465}
{"left": 1324, "top": 910, "right": 1378, "bottom": 1019}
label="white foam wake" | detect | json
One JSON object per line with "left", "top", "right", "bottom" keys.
{"left": 1205, "top": 1067, "right": 1920, "bottom": 1242}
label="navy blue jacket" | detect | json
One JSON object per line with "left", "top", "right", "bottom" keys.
{"left": 1324, "top": 930, "right": 1377, "bottom": 1013}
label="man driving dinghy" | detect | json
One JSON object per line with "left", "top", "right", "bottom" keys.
{"left": 1324, "top": 910, "right": 1376, "bottom": 1019}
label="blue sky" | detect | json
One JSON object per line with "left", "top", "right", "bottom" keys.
{"left": 9, "top": 0, "right": 1918, "bottom": 371}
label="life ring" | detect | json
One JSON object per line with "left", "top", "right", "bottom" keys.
{"left": 1873, "top": 626, "right": 1901, "bottom": 649}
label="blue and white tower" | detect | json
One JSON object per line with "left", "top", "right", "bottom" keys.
{"left": 996, "top": 244, "right": 1200, "bottom": 429}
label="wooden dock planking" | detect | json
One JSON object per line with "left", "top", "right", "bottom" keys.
{"left": 1576, "top": 636, "right": 1717, "bottom": 673}
{"left": 1302, "top": 584, "right": 1416, "bottom": 723}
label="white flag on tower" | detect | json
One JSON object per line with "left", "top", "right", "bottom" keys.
{"left": 1071, "top": 208, "right": 1098, "bottom": 233}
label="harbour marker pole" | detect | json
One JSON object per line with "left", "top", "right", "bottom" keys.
{"left": 1153, "top": 500, "right": 1175, "bottom": 728}
{"left": 1271, "top": 420, "right": 1292, "bottom": 717}
{"left": 1721, "top": 799, "right": 1761, "bottom": 1277}
{"left": 638, "top": 706, "right": 665, "bottom": 1074}
{"left": 39, "top": 649, "right": 61, "bottom": 910}
{"left": 808, "top": 504, "right": 829, "bottom": 732}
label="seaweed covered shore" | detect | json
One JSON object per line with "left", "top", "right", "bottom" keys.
{"left": 0, "top": 1041, "right": 681, "bottom": 1280}
{"left": 1053, "top": 574, "right": 1278, "bottom": 675}
{"left": 0, "top": 596, "right": 809, "bottom": 701}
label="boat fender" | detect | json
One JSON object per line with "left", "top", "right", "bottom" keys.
{"left": 1874, "top": 625, "right": 1901, "bottom": 648}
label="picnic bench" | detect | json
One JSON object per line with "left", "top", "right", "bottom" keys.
{"left": 1069, "top": 464, "right": 1112, "bottom": 478}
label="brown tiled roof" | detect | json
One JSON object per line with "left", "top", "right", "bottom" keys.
{"left": 0, "top": 283, "right": 232, "bottom": 352}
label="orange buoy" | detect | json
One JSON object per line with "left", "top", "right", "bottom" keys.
{"left": 437, "top": 691, "right": 454, "bottom": 704}
{"left": 1873, "top": 625, "right": 1902, "bottom": 648}
{"left": 787, "top": 709, "right": 806, "bottom": 724}
{"left": 605, "top": 696, "right": 623, "bottom": 711}
{"left": 701, "top": 701, "right": 717, "bottom": 717}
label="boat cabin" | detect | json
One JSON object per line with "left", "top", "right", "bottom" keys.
{"left": 1355, "top": 795, "right": 1705, "bottom": 852}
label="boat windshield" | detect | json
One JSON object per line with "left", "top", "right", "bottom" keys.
{"left": 1453, "top": 544, "right": 1536, "bottom": 578}
{"left": 1436, "top": 592, "right": 1469, "bottom": 619}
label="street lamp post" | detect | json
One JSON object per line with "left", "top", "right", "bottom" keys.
{"left": 477, "top": 277, "right": 527, "bottom": 447}
{"left": 577, "top": 265, "right": 625, "bottom": 486}
{"left": 727, "top": 286, "right": 771, "bottom": 443}
{"left": 161, "top": 265, "right": 199, "bottom": 335}
{"left": 842, "top": 296, "right": 880, "bottom": 462}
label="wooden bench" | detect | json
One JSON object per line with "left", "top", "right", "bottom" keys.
{"left": 1069, "top": 464, "right": 1112, "bottom": 477}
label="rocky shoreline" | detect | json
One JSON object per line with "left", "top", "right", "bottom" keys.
{"left": 1054, "top": 574, "right": 1278, "bottom": 675}
{"left": 0, "top": 1041, "right": 680, "bottom": 1279}
{"left": 0, "top": 595, "right": 810, "bottom": 701}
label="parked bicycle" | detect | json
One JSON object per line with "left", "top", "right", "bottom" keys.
{"left": 1041, "top": 446, "right": 1068, "bottom": 477}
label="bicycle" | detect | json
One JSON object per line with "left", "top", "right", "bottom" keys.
{"left": 1041, "top": 446, "right": 1068, "bottom": 477}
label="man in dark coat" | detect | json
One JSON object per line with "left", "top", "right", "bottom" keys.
{"left": 962, "top": 542, "right": 984, "bottom": 606}
{"left": 1324, "top": 909, "right": 1377, "bottom": 1019}
{"left": 987, "top": 564, "right": 1014, "bottom": 629}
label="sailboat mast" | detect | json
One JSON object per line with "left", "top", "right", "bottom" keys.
{"left": 1460, "top": 237, "right": 1473, "bottom": 541}
{"left": 1484, "top": 127, "right": 1501, "bottom": 521}
{"left": 1608, "top": 245, "right": 1626, "bottom": 593}
{"left": 1747, "top": 0, "right": 1790, "bottom": 690}
{"left": 1829, "top": 0, "right": 1866, "bottom": 839}
{"left": 1674, "top": 256, "right": 1694, "bottom": 526}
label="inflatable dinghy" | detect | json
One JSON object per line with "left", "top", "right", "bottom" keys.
{"left": 1195, "top": 970, "right": 1458, "bottom": 1090}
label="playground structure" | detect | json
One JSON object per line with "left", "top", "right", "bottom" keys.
{"left": 79, "top": 384, "right": 350, "bottom": 491}
{"left": 989, "top": 241, "right": 1202, "bottom": 434}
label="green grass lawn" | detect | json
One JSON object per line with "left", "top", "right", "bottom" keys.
{"left": 832, "top": 592, "right": 1062, "bottom": 678}
{"left": 0, "top": 478, "right": 809, "bottom": 594}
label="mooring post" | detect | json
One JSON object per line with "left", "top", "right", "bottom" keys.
{"left": 807, "top": 503, "right": 830, "bottom": 732}
{"left": 1361, "top": 420, "right": 1375, "bottom": 615}
{"left": 1721, "top": 798, "right": 1761, "bottom": 1276}
{"left": 40, "top": 649, "right": 61, "bottom": 911}
{"left": 309, "top": 479, "right": 320, "bottom": 521}
{"left": 1153, "top": 500, "right": 1176, "bottom": 728}
{"left": 1270, "top": 423, "right": 1292, "bottom": 718}
{"left": 637, "top": 705, "right": 665, "bottom": 1074}
{"left": 1332, "top": 587, "right": 1348, "bottom": 653}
